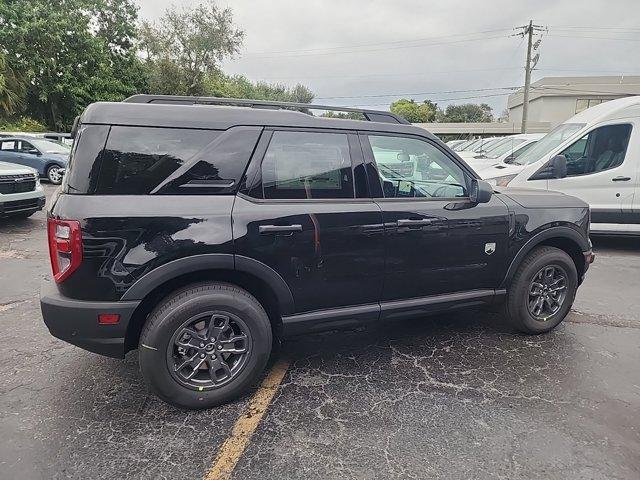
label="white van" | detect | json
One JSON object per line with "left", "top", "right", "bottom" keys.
{"left": 480, "top": 96, "right": 640, "bottom": 235}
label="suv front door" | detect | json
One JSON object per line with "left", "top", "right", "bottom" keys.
{"left": 360, "top": 133, "right": 510, "bottom": 312}
{"left": 233, "top": 129, "right": 385, "bottom": 323}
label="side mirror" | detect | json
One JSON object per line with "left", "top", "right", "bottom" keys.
{"left": 27, "top": 149, "right": 40, "bottom": 155}
{"left": 530, "top": 154, "right": 568, "bottom": 180}
{"left": 550, "top": 154, "right": 567, "bottom": 178}
{"left": 503, "top": 154, "right": 515, "bottom": 164}
{"left": 470, "top": 179, "right": 493, "bottom": 204}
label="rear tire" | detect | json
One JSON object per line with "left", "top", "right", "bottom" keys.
{"left": 46, "top": 165, "right": 63, "bottom": 184}
{"left": 139, "top": 282, "right": 272, "bottom": 409}
{"left": 506, "top": 246, "right": 578, "bottom": 334}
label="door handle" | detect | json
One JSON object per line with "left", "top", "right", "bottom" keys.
{"left": 396, "top": 218, "right": 436, "bottom": 228}
{"left": 612, "top": 176, "right": 631, "bottom": 182}
{"left": 259, "top": 224, "right": 303, "bottom": 235}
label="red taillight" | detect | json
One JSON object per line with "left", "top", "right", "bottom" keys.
{"left": 47, "top": 218, "right": 83, "bottom": 283}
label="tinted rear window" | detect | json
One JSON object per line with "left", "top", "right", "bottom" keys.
{"left": 95, "top": 127, "right": 219, "bottom": 194}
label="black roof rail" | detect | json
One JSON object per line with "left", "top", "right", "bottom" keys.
{"left": 123, "top": 94, "right": 410, "bottom": 125}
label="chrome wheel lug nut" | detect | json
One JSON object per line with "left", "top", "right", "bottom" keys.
{"left": 217, "top": 345, "right": 223, "bottom": 350}
{"left": 200, "top": 353, "right": 205, "bottom": 358}
{"left": 199, "top": 343, "right": 205, "bottom": 348}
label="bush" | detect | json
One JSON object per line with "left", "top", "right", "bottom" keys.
{"left": 0, "top": 116, "right": 48, "bottom": 132}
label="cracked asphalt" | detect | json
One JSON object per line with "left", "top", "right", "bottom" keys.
{"left": 1, "top": 184, "right": 639, "bottom": 479}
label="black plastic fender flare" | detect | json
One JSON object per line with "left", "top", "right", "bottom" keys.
{"left": 120, "top": 253, "right": 295, "bottom": 315}
{"left": 501, "top": 225, "right": 590, "bottom": 288}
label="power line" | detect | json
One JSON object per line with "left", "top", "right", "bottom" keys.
{"left": 547, "top": 34, "right": 640, "bottom": 42}
{"left": 240, "top": 28, "right": 514, "bottom": 57}
{"left": 343, "top": 92, "right": 515, "bottom": 108}
{"left": 238, "top": 34, "right": 510, "bottom": 59}
{"left": 549, "top": 25, "right": 640, "bottom": 32}
{"left": 315, "top": 86, "right": 519, "bottom": 100}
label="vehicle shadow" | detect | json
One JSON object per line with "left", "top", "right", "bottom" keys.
{"left": 591, "top": 235, "right": 640, "bottom": 252}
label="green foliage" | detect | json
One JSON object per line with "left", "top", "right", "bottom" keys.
{"left": 390, "top": 99, "right": 437, "bottom": 123}
{"left": 140, "top": 1, "right": 244, "bottom": 96}
{"left": 0, "top": 0, "right": 145, "bottom": 130}
{"left": 435, "top": 103, "right": 494, "bottom": 123}
{"left": 0, "top": 0, "right": 314, "bottom": 129}
{"left": 0, "top": 116, "right": 47, "bottom": 132}
{"left": 205, "top": 73, "right": 314, "bottom": 103}
{"left": 0, "top": 53, "right": 25, "bottom": 117}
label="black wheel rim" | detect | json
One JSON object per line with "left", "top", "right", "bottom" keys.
{"left": 167, "top": 312, "right": 251, "bottom": 390}
{"left": 527, "top": 265, "right": 568, "bottom": 321}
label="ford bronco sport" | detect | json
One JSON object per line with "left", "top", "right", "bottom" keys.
{"left": 40, "top": 96, "right": 595, "bottom": 409}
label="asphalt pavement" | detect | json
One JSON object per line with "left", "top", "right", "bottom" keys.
{"left": 0, "top": 184, "right": 638, "bottom": 479}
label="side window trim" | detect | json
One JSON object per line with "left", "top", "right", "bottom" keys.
{"left": 358, "top": 131, "right": 472, "bottom": 201}
{"left": 246, "top": 127, "right": 360, "bottom": 202}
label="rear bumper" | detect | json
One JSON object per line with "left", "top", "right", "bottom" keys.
{"left": 40, "top": 280, "right": 140, "bottom": 359}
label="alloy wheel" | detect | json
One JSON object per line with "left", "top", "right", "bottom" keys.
{"left": 167, "top": 312, "right": 251, "bottom": 390}
{"left": 527, "top": 265, "right": 568, "bottom": 321}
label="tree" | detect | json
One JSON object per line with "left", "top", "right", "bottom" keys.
{"left": 0, "top": 53, "right": 25, "bottom": 117}
{"left": 140, "top": 1, "right": 244, "bottom": 96}
{"left": 205, "top": 73, "right": 314, "bottom": 103}
{"left": 390, "top": 99, "right": 437, "bottom": 123}
{"left": 435, "top": 103, "right": 494, "bottom": 123}
{"left": 0, "top": 0, "right": 145, "bottom": 130}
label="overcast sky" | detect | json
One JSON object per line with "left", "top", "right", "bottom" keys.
{"left": 137, "top": 0, "right": 640, "bottom": 114}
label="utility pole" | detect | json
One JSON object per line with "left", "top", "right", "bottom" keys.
{"left": 514, "top": 21, "right": 546, "bottom": 133}
{"left": 521, "top": 20, "right": 533, "bottom": 134}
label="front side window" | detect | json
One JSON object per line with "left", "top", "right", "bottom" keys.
{"left": 514, "top": 123, "right": 586, "bottom": 166}
{"left": 18, "top": 140, "right": 35, "bottom": 152}
{"left": 261, "top": 131, "right": 354, "bottom": 199}
{"left": 368, "top": 135, "right": 468, "bottom": 199}
{"left": 560, "top": 124, "right": 632, "bottom": 177}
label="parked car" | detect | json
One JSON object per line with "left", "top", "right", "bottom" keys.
{"left": 0, "top": 136, "right": 69, "bottom": 184}
{"left": 456, "top": 136, "right": 503, "bottom": 157}
{"left": 41, "top": 96, "right": 594, "bottom": 409}
{"left": 465, "top": 133, "right": 544, "bottom": 171}
{"left": 0, "top": 161, "right": 46, "bottom": 218}
{"left": 481, "top": 96, "right": 640, "bottom": 235}
{"left": 446, "top": 139, "right": 466, "bottom": 149}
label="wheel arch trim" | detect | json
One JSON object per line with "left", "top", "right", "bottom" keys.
{"left": 120, "top": 253, "right": 295, "bottom": 314}
{"left": 502, "top": 226, "right": 590, "bottom": 288}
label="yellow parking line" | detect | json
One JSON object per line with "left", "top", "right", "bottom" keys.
{"left": 204, "top": 358, "right": 291, "bottom": 480}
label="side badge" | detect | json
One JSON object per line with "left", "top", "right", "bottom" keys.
{"left": 485, "top": 242, "right": 496, "bottom": 255}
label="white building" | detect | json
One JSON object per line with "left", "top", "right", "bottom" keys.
{"left": 507, "top": 75, "right": 640, "bottom": 128}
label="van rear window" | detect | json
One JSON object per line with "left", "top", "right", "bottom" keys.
{"left": 95, "top": 127, "right": 220, "bottom": 194}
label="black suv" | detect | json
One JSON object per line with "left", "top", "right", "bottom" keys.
{"left": 41, "top": 96, "right": 594, "bottom": 409}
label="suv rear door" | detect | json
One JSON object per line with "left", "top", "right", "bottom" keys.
{"left": 233, "top": 128, "right": 385, "bottom": 322}
{"left": 360, "top": 132, "right": 510, "bottom": 315}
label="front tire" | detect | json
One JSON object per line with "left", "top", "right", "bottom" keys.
{"left": 46, "top": 165, "right": 64, "bottom": 184}
{"left": 506, "top": 246, "right": 578, "bottom": 334}
{"left": 139, "top": 282, "right": 272, "bottom": 409}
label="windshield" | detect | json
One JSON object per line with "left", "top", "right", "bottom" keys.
{"left": 30, "top": 138, "right": 71, "bottom": 154}
{"left": 484, "top": 138, "right": 526, "bottom": 158}
{"left": 459, "top": 138, "right": 483, "bottom": 151}
{"left": 473, "top": 138, "right": 502, "bottom": 152}
{"left": 512, "top": 123, "right": 585, "bottom": 165}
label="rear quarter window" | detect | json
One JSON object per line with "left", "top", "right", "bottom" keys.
{"left": 96, "top": 127, "right": 219, "bottom": 195}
